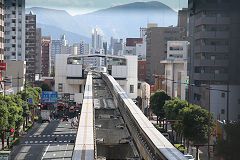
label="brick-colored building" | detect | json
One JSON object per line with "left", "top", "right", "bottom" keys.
{"left": 41, "top": 37, "right": 51, "bottom": 77}
{"left": 126, "top": 38, "right": 143, "bottom": 47}
{"left": 138, "top": 60, "right": 146, "bottom": 81}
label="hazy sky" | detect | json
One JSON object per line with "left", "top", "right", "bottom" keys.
{"left": 26, "top": 0, "right": 188, "bottom": 15}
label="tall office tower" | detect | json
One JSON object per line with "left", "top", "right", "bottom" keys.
{"left": 51, "top": 34, "right": 67, "bottom": 71}
{"left": 75, "top": 40, "right": 90, "bottom": 55}
{"left": 188, "top": 1, "right": 240, "bottom": 121}
{"left": 145, "top": 26, "right": 181, "bottom": 84}
{"left": 25, "top": 11, "right": 36, "bottom": 83}
{"left": 4, "top": 0, "right": 25, "bottom": 61}
{"left": 41, "top": 37, "right": 51, "bottom": 77}
{"left": 103, "top": 41, "right": 107, "bottom": 55}
{"left": 0, "top": 0, "right": 4, "bottom": 62}
{"left": 91, "top": 28, "right": 103, "bottom": 51}
{"left": 35, "top": 28, "right": 42, "bottom": 76}
{"left": 113, "top": 39, "right": 124, "bottom": 56}
{"left": 178, "top": 8, "right": 188, "bottom": 40}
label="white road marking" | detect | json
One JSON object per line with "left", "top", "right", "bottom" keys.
{"left": 49, "top": 141, "right": 52, "bottom": 143}
{"left": 64, "top": 141, "right": 67, "bottom": 142}
{"left": 38, "top": 135, "right": 41, "bottom": 137}
{"left": 57, "top": 135, "right": 59, "bottom": 137}
{"left": 63, "top": 144, "right": 69, "bottom": 160}
{"left": 29, "top": 136, "right": 32, "bottom": 137}
{"left": 40, "top": 141, "right": 43, "bottom": 143}
{"left": 34, "top": 136, "right": 36, "bottom": 137}
{"left": 35, "top": 141, "right": 38, "bottom": 143}
{"left": 30, "top": 141, "right": 33, "bottom": 143}
{"left": 59, "top": 141, "right": 62, "bottom": 142}
{"left": 53, "top": 153, "right": 56, "bottom": 157}
{"left": 61, "top": 135, "right": 63, "bottom": 137}
{"left": 45, "top": 141, "right": 48, "bottom": 143}
{"left": 47, "top": 135, "right": 50, "bottom": 137}
{"left": 65, "top": 135, "right": 68, "bottom": 137}
{"left": 43, "top": 135, "right": 46, "bottom": 137}
{"left": 41, "top": 144, "right": 50, "bottom": 160}
{"left": 70, "top": 135, "right": 72, "bottom": 137}
{"left": 25, "top": 141, "right": 28, "bottom": 144}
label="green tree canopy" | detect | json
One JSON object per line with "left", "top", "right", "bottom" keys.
{"left": 164, "top": 98, "right": 188, "bottom": 133}
{"left": 150, "top": 90, "right": 170, "bottom": 119}
{"left": 181, "top": 105, "right": 215, "bottom": 144}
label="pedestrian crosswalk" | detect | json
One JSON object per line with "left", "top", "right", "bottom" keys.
{"left": 29, "top": 134, "right": 76, "bottom": 138}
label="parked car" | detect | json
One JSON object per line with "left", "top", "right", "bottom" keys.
{"left": 184, "top": 154, "right": 194, "bottom": 160}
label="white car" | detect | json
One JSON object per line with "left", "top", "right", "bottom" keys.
{"left": 184, "top": 154, "right": 194, "bottom": 160}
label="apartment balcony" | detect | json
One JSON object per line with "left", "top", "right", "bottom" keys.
{"left": 195, "top": 31, "right": 229, "bottom": 39}
{"left": 194, "top": 59, "right": 229, "bottom": 67}
{"left": 195, "top": 16, "right": 230, "bottom": 26}
{"left": 194, "top": 45, "right": 229, "bottom": 53}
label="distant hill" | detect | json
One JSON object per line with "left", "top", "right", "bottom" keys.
{"left": 37, "top": 23, "right": 90, "bottom": 44}
{"left": 27, "top": 1, "right": 177, "bottom": 43}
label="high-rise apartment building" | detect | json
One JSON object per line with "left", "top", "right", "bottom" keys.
{"left": 35, "top": 28, "right": 42, "bottom": 76}
{"left": 25, "top": 11, "right": 36, "bottom": 83}
{"left": 0, "top": 0, "right": 4, "bottom": 62}
{"left": 41, "top": 37, "right": 51, "bottom": 77}
{"left": 4, "top": 0, "right": 25, "bottom": 61}
{"left": 188, "top": 1, "right": 240, "bottom": 121}
{"left": 92, "top": 28, "right": 103, "bottom": 51}
{"left": 145, "top": 26, "right": 181, "bottom": 84}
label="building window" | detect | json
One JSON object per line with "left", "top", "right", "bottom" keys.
{"left": 130, "top": 85, "right": 134, "bottom": 93}
{"left": 221, "top": 92, "right": 225, "bottom": 98}
{"left": 58, "top": 83, "right": 63, "bottom": 92}
{"left": 221, "top": 109, "right": 225, "bottom": 114}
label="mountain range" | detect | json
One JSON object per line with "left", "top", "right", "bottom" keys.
{"left": 26, "top": 1, "right": 178, "bottom": 45}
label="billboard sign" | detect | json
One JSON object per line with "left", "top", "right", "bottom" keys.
{"left": 42, "top": 91, "right": 58, "bottom": 103}
{"left": 0, "top": 63, "right": 6, "bottom": 71}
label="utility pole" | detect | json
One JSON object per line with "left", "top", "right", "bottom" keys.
{"left": 226, "top": 82, "right": 229, "bottom": 122}
{"left": 17, "top": 73, "right": 19, "bottom": 93}
{"left": 208, "top": 81, "right": 211, "bottom": 160}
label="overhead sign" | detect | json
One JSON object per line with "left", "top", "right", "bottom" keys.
{"left": 0, "top": 63, "right": 6, "bottom": 71}
{"left": 42, "top": 91, "right": 58, "bottom": 103}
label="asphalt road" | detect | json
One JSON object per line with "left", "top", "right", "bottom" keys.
{"left": 9, "top": 119, "right": 77, "bottom": 160}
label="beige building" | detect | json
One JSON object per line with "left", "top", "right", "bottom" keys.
{"left": 6, "top": 61, "right": 26, "bottom": 94}
{"left": 145, "top": 25, "right": 182, "bottom": 84}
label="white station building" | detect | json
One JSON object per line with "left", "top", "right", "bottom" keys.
{"left": 55, "top": 54, "right": 138, "bottom": 104}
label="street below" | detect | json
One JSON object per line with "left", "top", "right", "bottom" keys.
{"left": 9, "top": 119, "right": 77, "bottom": 160}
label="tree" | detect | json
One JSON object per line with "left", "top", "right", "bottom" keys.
{"left": 4, "top": 95, "right": 18, "bottom": 148}
{"left": 150, "top": 90, "right": 170, "bottom": 124}
{"left": 216, "top": 121, "right": 240, "bottom": 160}
{"left": 164, "top": 98, "right": 188, "bottom": 139}
{"left": 181, "top": 105, "right": 215, "bottom": 145}
{"left": 0, "top": 95, "right": 9, "bottom": 149}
